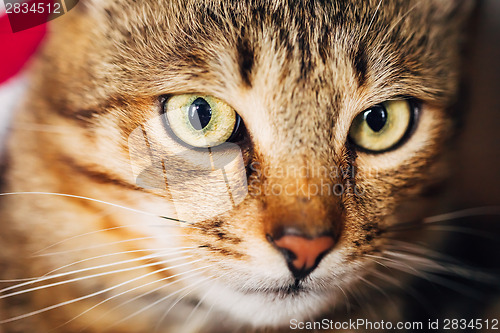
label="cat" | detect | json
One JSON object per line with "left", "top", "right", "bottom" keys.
{"left": 1, "top": 0, "right": 497, "bottom": 332}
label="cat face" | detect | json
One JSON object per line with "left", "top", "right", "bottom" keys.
{"left": 4, "top": 0, "right": 474, "bottom": 329}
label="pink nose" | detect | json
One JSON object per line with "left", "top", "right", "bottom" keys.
{"left": 272, "top": 234, "right": 335, "bottom": 279}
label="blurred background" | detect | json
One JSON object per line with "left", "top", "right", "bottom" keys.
{"left": 422, "top": 0, "right": 500, "bottom": 322}
{"left": 454, "top": 0, "right": 500, "bottom": 208}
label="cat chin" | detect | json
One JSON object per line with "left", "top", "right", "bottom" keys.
{"left": 181, "top": 247, "right": 363, "bottom": 327}
{"left": 196, "top": 278, "right": 334, "bottom": 327}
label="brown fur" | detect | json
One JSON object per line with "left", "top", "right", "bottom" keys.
{"left": 0, "top": 1, "right": 477, "bottom": 332}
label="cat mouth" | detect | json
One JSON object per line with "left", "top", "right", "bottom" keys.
{"left": 242, "top": 280, "right": 311, "bottom": 296}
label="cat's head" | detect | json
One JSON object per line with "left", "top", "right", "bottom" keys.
{"left": 25, "top": 0, "right": 474, "bottom": 327}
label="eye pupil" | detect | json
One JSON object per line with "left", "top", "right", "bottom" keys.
{"left": 188, "top": 98, "right": 212, "bottom": 130}
{"left": 365, "top": 105, "right": 387, "bottom": 132}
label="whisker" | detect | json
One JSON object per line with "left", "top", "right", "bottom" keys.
{"left": 343, "top": 283, "right": 364, "bottom": 314}
{"left": 364, "top": 252, "right": 436, "bottom": 309}
{"left": 362, "top": 0, "right": 383, "bottom": 40}
{"left": 0, "top": 278, "right": 39, "bottom": 283}
{"left": 105, "top": 266, "right": 217, "bottom": 315}
{"left": 33, "top": 224, "right": 199, "bottom": 255}
{"left": 357, "top": 276, "right": 393, "bottom": 307}
{"left": 422, "top": 225, "right": 498, "bottom": 240}
{"left": 368, "top": 268, "right": 403, "bottom": 287}
{"left": 365, "top": 254, "right": 420, "bottom": 275}
{"left": 335, "top": 284, "right": 351, "bottom": 313}
{"left": 364, "top": 256, "right": 391, "bottom": 270}
{"left": 0, "top": 253, "right": 195, "bottom": 299}
{"left": 38, "top": 247, "right": 196, "bottom": 280}
{"left": 154, "top": 271, "right": 229, "bottom": 332}
{"left": 380, "top": 2, "right": 420, "bottom": 43}
{"left": 195, "top": 279, "right": 226, "bottom": 332}
{"left": 0, "top": 247, "right": 195, "bottom": 290}
{"left": 0, "top": 192, "right": 193, "bottom": 225}
{"left": 0, "top": 259, "right": 206, "bottom": 325}
{"left": 154, "top": 279, "right": 206, "bottom": 331}
{"left": 385, "top": 206, "right": 500, "bottom": 232}
{"left": 385, "top": 240, "right": 469, "bottom": 265}
{"left": 367, "top": 269, "right": 433, "bottom": 312}
{"left": 375, "top": 252, "right": 493, "bottom": 299}
{"left": 383, "top": 251, "right": 499, "bottom": 285}
{"left": 55, "top": 263, "right": 213, "bottom": 332}
{"left": 180, "top": 273, "right": 225, "bottom": 330}
{"left": 423, "top": 206, "right": 500, "bottom": 224}
{"left": 112, "top": 274, "right": 215, "bottom": 328}
{"left": 35, "top": 235, "right": 193, "bottom": 257}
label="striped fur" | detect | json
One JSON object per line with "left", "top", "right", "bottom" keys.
{"left": 0, "top": 1, "right": 481, "bottom": 332}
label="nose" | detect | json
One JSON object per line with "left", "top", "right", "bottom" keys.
{"left": 267, "top": 228, "right": 336, "bottom": 280}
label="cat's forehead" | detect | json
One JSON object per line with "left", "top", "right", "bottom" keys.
{"left": 96, "top": 0, "right": 470, "bottom": 103}
{"left": 65, "top": 0, "right": 471, "bottom": 158}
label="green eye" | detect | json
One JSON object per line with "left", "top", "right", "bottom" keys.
{"left": 348, "top": 100, "right": 414, "bottom": 152}
{"left": 163, "top": 94, "right": 240, "bottom": 148}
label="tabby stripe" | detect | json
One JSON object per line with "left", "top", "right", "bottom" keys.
{"left": 236, "top": 33, "right": 254, "bottom": 87}
{"left": 351, "top": 43, "right": 368, "bottom": 87}
{"left": 199, "top": 244, "right": 244, "bottom": 258}
{"left": 59, "top": 156, "right": 149, "bottom": 192}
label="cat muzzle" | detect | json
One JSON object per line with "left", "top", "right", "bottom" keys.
{"left": 267, "top": 228, "right": 335, "bottom": 280}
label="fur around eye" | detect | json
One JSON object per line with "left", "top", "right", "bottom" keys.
{"left": 348, "top": 99, "right": 415, "bottom": 152}
{"left": 162, "top": 94, "right": 241, "bottom": 148}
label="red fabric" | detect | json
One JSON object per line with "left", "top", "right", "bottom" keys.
{"left": 0, "top": 13, "right": 47, "bottom": 84}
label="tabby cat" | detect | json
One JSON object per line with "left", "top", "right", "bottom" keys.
{"left": 1, "top": 0, "right": 495, "bottom": 332}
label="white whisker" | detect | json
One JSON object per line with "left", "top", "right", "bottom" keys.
{"left": 423, "top": 206, "right": 500, "bottom": 224}
{"left": 0, "top": 277, "right": 38, "bottom": 283}
{"left": 180, "top": 273, "right": 224, "bottom": 330}
{"left": 38, "top": 247, "right": 196, "bottom": 281}
{"left": 385, "top": 240, "right": 462, "bottom": 264}
{"left": 0, "top": 259, "right": 206, "bottom": 324}
{"left": 153, "top": 278, "right": 208, "bottom": 332}
{"left": 369, "top": 269, "right": 402, "bottom": 287}
{"left": 384, "top": 206, "right": 500, "bottom": 232}
{"left": 0, "top": 192, "right": 193, "bottom": 225}
{"left": 383, "top": 250, "right": 498, "bottom": 284}
{"left": 365, "top": 254, "right": 420, "bottom": 275}
{"left": 375, "top": 252, "right": 492, "bottom": 299}
{"left": 54, "top": 263, "right": 213, "bottom": 331}
{"left": 112, "top": 274, "right": 215, "bottom": 328}
{"left": 1, "top": 248, "right": 194, "bottom": 293}
{"left": 33, "top": 224, "right": 198, "bottom": 255}
{"left": 423, "top": 225, "right": 498, "bottom": 240}
{"left": 0, "top": 253, "right": 195, "bottom": 299}
{"left": 362, "top": 0, "right": 383, "bottom": 40}
{"left": 156, "top": 271, "right": 229, "bottom": 332}
{"left": 367, "top": 269, "right": 432, "bottom": 311}
{"left": 335, "top": 284, "right": 351, "bottom": 313}
{"left": 36, "top": 235, "right": 193, "bottom": 257}
{"left": 198, "top": 298, "right": 218, "bottom": 330}
{"left": 357, "top": 276, "right": 392, "bottom": 304}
